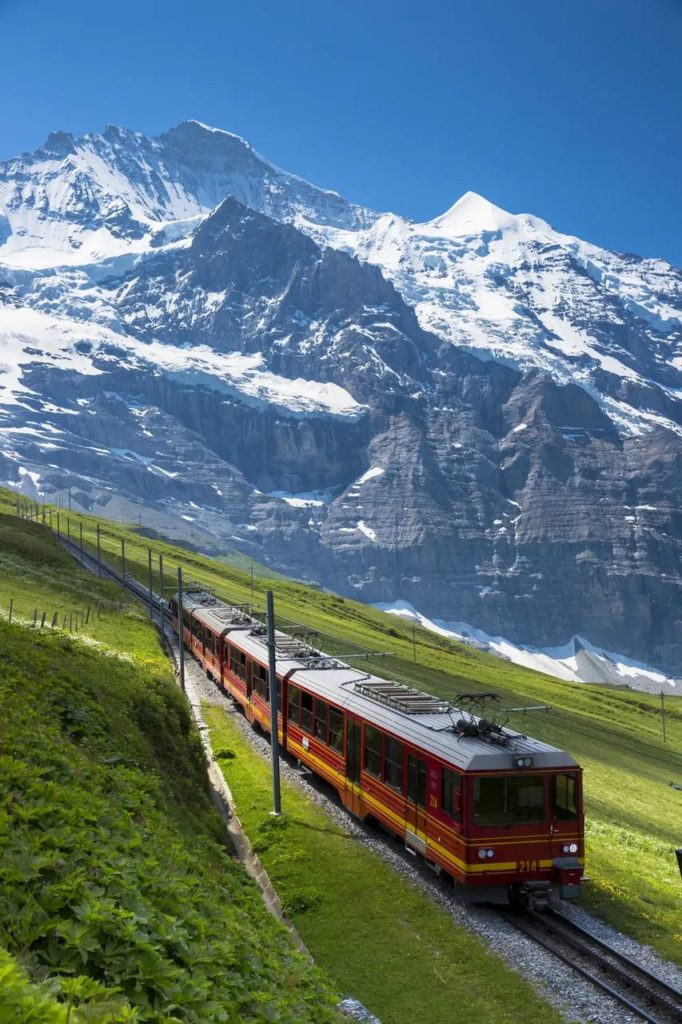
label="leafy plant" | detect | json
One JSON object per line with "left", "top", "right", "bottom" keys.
{"left": 0, "top": 619, "right": 337, "bottom": 1023}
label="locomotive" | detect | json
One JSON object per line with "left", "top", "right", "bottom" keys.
{"left": 170, "top": 590, "right": 584, "bottom": 907}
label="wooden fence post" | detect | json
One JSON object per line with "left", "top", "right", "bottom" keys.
{"left": 8, "top": 598, "right": 13, "bottom": 623}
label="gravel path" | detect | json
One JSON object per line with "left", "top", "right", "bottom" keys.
{"left": 184, "top": 651, "right": 681, "bottom": 1024}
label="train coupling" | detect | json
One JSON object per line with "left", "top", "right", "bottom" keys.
{"left": 519, "top": 880, "right": 552, "bottom": 911}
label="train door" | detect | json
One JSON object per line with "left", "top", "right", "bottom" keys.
{"left": 346, "top": 718, "right": 361, "bottom": 785}
{"left": 343, "top": 717, "right": 364, "bottom": 817}
{"left": 405, "top": 753, "right": 428, "bottom": 855}
{"left": 549, "top": 771, "right": 581, "bottom": 852}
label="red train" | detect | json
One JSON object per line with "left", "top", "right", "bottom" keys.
{"left": 170, "top": 591, "right": 584, "bottom": 907}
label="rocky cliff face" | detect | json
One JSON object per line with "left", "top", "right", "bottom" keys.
{"left": 1, "top": 121, "right": 680, "bottom": 676}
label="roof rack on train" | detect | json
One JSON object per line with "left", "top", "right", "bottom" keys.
{"left": 210, "top": 603, "right": 254, "bottom": 625}
{"left": 184, "top": 587, "right": 219, "bottom": 605}
{"left": 353, "top": 679, "right": 451, "bottom": 715}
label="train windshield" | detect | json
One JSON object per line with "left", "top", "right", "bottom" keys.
{"left": 473, "top": 775, "right": 545, "bottom": 826}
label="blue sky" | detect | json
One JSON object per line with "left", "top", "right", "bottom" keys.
{"left": 1, "top": 0, "right": 681, "bottom": 265}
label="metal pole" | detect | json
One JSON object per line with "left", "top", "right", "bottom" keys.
{"left": 147, "top": 547, "right": 153, "bottom": 619}
{"left": 177, "top": 567, "right": 186, "bottom": 693}
{"left": 96, "top": 525, "right": 101, "bottom": 577}
{"left": 67, "top": 518, "right": 71, "bottom": 545}
{"left": 79, "top": 521, "right": 84, "bottom": 562}
{"left": 159, "top": 553, "right": 165, "bottom": 640}
{"left": 251, "top": 563, "right": 254, "bottom": 599}
{"left": 661, "top": 691, "right": 666, "bottom": 743}
{"left": 121, "top": 537, "right": 126, "bottom": 581}
{"left": 57, "top": 512, "right": 61, "bottom": 539}
{"left": 412, "top": 624, "right": 417, "bottom": 664}
{"left": 266, "top": 590, "right": 282, "bottom": 816}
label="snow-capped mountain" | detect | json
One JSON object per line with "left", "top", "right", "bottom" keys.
{"left": 0, "top": 120, "right": 374, "bottom": 268}
{"left": 1, "top": 121, "right": 681, "bottom": 682}
{"left": 308, "top": 191, "right": 682, "bottom": 437}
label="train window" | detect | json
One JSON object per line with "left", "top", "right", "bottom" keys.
{"left": 229, "top": 647, "right": 247, "bottom": 681}
{"left": 384, "top": 737, "right": 404, "bottom": 791}
{"left": 552, "top": 773, "right": 578, "bottom": 821}
{"left": 252, "top": 663, "right": 269, "bottom": 699}
{"left": 314, "top": 699, "right": 328, "bottom": 742}
{"left": 300, "top": 691, "right": 313, "bottom": 734}
{"left": 407, "top": 755, "right": 426, "bottom": 807}
{"left": 288, "top": 684, "right": 300, "bottom": 725}
{"left": 328, "top": 708, "right": 343, "bottom": 753}
{"left": 183, "top": 610, "right": 191, "bottom": 628}
{"left": 473, "top": 776, "right": 545, "bottom": 826}
{"left": 364, "top": 726, "right": 382, "bottom": 777}
{"left": 441, "top": 768, "right": 462, "bottom": 821}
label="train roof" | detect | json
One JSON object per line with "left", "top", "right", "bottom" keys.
{"left": 178, "top": 593, "right": 578, "bottom": 773}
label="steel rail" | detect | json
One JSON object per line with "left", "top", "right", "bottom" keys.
{"left": 545, "top": 907, "right": 682, "bottom": 1010}
{"left": 501, "top": 907, "right": 682, "bottom": 1024}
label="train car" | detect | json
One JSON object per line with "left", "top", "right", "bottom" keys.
{"left": 170, "top": 591, "right": 584, "bottom": 907}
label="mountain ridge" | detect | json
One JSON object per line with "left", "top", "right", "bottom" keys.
{"left": 1, "top": 120, "right": 680, "bottom": 678}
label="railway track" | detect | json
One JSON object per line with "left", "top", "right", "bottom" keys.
{"left": 55, "top": 530, "right": 682, "bottom": 1024}
{"left": 56, "top": 533, "right": 164, "bottom": 613}
{"left": 501, "top": 906, "right": 682, "bottom": 1024}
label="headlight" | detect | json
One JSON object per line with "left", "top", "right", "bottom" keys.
{"left": 486, "top": 848, "right": 494, "bottom": 858}
{"left": 478, "top": 848, "right": 487, "bottom": 859}
{"left": 562, "top": 843, "right": 579, "bottom": 854}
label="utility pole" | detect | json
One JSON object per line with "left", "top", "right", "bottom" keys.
{"left": 250, "top": 562, "right": 254, "bottom": 599}
{"left": 412, "top": 623, "right": 417, "bottom": 664}
{"left": 661, "top": 691, "right": 667, "bottom": 743}
{"left": 68, "top": 486, "right": 72, "bottom": 512}
{"left": 266, "top": 590, "right": 282, "bottom": 816}
{"left": 147, "top": 547, "right": 154, "bottom": 619}
{"left": 159, "top": 552, "right": 165, "bottom": 640}
{"left": 57, "top": 512, "right": 61, "bottom": 539}
{"left": 177, "top": 567, "right": 186, "bottom": 693}
{"left": 79, "top": 521, "right": 84, "bottom": 562}
{"left": 67, "top": 517, "right": 71, "bottom": 545}
{"left": 121, "top": 537, "right": 126, "bottom": 581}
{"left": 96, "top": 524, "right": 102, "bottom": 577}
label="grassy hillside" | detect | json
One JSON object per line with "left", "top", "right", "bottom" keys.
{"left": 0, "top": 513, "right": 337, "bottom": 1022}
{"left": 4, "top": 491, "right": 681, "bottom": 967}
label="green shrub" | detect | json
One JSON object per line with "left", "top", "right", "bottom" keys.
{"left": 0, "top": 622, "right": 336, "bottom": 1023}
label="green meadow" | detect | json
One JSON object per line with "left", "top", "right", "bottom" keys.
{"left": 1, "top": 487, "right": 680, "bottom": 1024}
